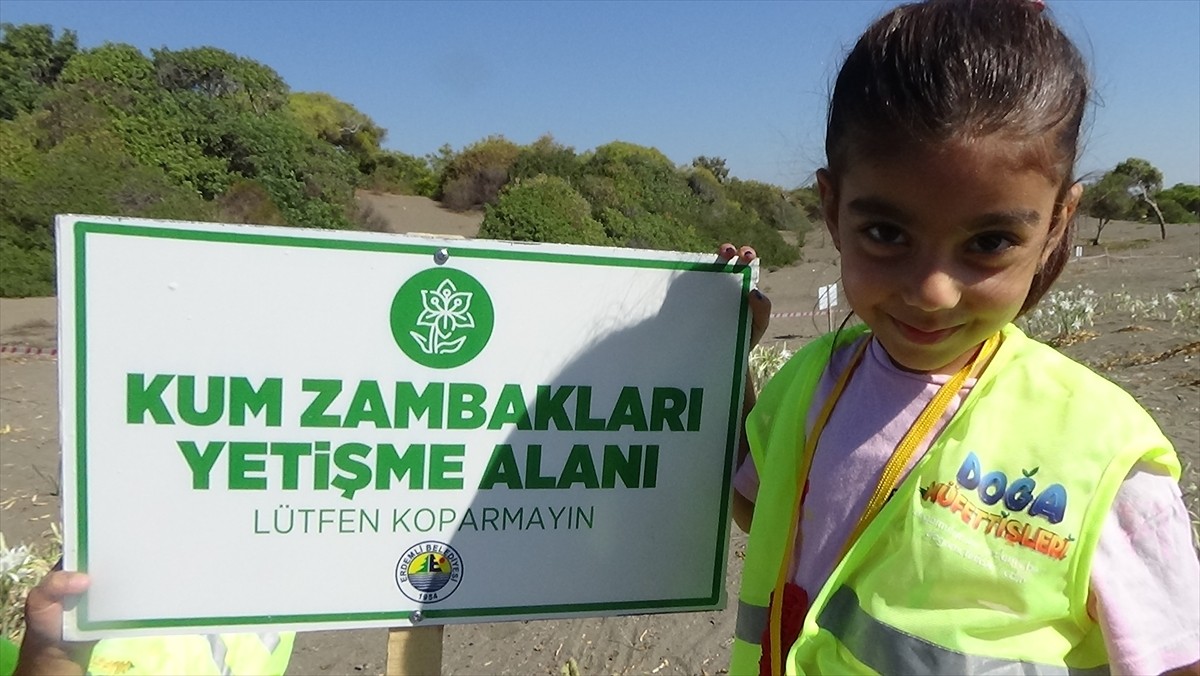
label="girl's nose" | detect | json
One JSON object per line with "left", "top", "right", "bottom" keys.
{"left": 901, "top": 263, "right": 962, "bottom": 312}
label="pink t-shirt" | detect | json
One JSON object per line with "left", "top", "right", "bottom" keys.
{"left": 734, "top": 336, "right": 1200, "bottom": 674}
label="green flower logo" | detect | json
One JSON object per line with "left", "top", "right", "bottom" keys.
{"left": 391, "top": 268, "right": 494, "bottom": 369}
{"left": 413, "top": 278, "right": 476, "bottom": 355}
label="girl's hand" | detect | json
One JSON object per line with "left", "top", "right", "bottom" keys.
{"left": 718, "top": 243, "right": 772, "bottom": 348}
{"left": 15, "top": 568, "right": 95, "bottom": 676}
{"left": 719, "top": 243, "right": 771, "bottom": 534}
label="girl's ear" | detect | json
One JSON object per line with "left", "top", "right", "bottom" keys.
{"left": 1042, "top": 181, "right": 1084, "bottom": 266}
{"left": 816, "top": 168, "right": 842, "bottom": 251}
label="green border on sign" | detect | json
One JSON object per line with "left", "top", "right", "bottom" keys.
{"left": 70, "top": 219, "right": 753, "bottom": 631}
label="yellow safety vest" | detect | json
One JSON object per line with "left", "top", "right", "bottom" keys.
{"left": 730, "top": 324, "right": 1179, "bottom": 675}
{"left": 86, "top": 631, "right": 294, "bottom": 676}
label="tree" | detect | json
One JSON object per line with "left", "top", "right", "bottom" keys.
{"left": 1081, "top": 172, "right": 1134, "bottom": 245}
{"left": 152, "top": 46, "right": 287, "bottom": 115}
{"left": 692, "top": 156, "right": 729, "bottom": 184}
{"left": 1159, "top": 183, "right": 1200, "bottom": 220}
{"left": 288, "top": 91, "right": 386, "bottom": 174}
{"left": 0, "top": 23, "right": 78, "bottom": 119}
{"left": 1112, "top": 158, "right": 1167, "bottom": 239}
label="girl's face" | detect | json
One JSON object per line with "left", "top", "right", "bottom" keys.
{"left": 818, "top": 137, "right": 1081, "bottom": 375}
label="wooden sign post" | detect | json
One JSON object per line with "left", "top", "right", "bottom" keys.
{"left": 387, "top": 626, "right": 443, "bottom": 676}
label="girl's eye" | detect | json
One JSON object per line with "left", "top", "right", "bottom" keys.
{"left": 863, "top": 223, "right": 906, "bottom": 246}
{"left": 969, "top": 232, "right": 1017, "bottom": 254}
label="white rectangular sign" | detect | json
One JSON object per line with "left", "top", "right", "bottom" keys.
{"left": 56, "top": 215, "right": 756, "bottom": 639}
{"left": 817, "top": 283, "right": 838, "bottom": 311}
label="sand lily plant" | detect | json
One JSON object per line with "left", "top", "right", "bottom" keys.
{"left": 1, "top": 527, "right": 61, "bottom": 644}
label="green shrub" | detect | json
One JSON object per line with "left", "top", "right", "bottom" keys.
{"left": 727, "top": 178, "right": 810, "bottom": 235}
{"left": 576, "top": 174, "right": 622, "bottom": 214}
{"left": 0, "top": 23, "right": 79, "bottom": 120}
{"left": 583, "top": 141, "right": 696, "bottom": 218}
{"left": 364, "top": 150, "right": 437, "bottom": 196}
{"left": 787, "top": 185, "right": 823, "bottom": 222}
{"left": 478, "top": 175, "right": 609, "bottom": 246}
{"left": 598, "top": 207, "right": 707, "bottom": 252}
{"left": 1158, "top": 197, "right": 1197, "bottom": 224}
{"left": 687, "top": 167, "right": 722, "bottom": 204}
{"left": 0, "top": 129, "right": 214, "bottom": 296}
{"left": 511, "top": 135, "right": 579, "bottom": 183}
{"left": 691, "top": 156, "right": 729, "bottom": 184}
{"left": 215, "top": 179, "right": 285, "bottom": 225}
{"left": 442, "top": 166, "right": 510, "bottom": 212}
{"left": 438, "top": 136, "right": 520, "bottom": 210}
{"left": 694, "top": 202, "right": 799, "bottom": 269}
{"left": 0, "top": 235, "right": 54, "bottom": 297}
{"left": 1160, "top": 183, "right": 1200, "bottom": 216}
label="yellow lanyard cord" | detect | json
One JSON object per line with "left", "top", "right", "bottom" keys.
{"left": 839, "top": 331, "right": 1001, "bottom": 561}
{"left": 768, "top": 338, "right": 869, "bottom": 676}
{"left": 766, "top": 332, "right": 1001, "bottom": 676}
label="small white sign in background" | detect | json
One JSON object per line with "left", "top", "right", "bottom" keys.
{"left": 817, "top": 283, "right": 838, "bottom": 311}
{"left": 57, "top": 216, "right": 755, "bottom": 639}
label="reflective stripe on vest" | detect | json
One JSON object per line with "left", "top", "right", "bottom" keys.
{"left": 820, "top": 586, "right": 1111, "bottom": 676}
{"left": 735, "top": 599, "right": 769, "bottom": 644}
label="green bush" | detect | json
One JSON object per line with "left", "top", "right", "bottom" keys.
{"left": 1160, "top": 183, "right": 1200, "bottom": 216}
{"left": 478, "top": 175, "right": 609, "bottom": 246}
{"left": 364, "top": 150, "right": 437, "bottom": 196}
{"left": 694, "top": 202, "right": 799, "bottom": 269}
{"left": 1158, "top": 197, "right": 1197, "bottom": 224}
{"left": 442, "top": 166, "right": 510, "bottom": 212}
{"left": 438, "top": 136, "right": 520, "bottom": 210}
{"left": 0, "top": 130, "right": 214, "bottom": 296}
{"left": 787, "top": 185, "right": 823, "bottom": 222}
{"left": 598, "top": 207, "right": 707, "bottom": 252}
{"left": 687, "top": 167, "right": 722, "bottom": 204}
{"left": 511, "top": 135, "right": 579, "bottom": 183}
{"left": 215, "top": 179, "right": 285, "bottom": 225}
{"left": 576, "top": 174, "right": 622, "bottom": 214}
{"left": 0, "top": 235, "right": 54, "bottom": 297}
{"left": 583, "top": 141, "right": 696, "bottom": 218}
{"left": 727, "top": 178, "right": 810, "bottom": 235}
{"left": 1, "top": 23, "right": 79, "bottom": 120}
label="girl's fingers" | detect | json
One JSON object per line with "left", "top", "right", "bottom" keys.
{"left": 24, "top": 571, "right": 89, "bottom": 644}
{"left": 749, "top": 289, "right": 772, "bottom": 347}
{"left": 717, "top": 244, "right": 757, "bottom": 266}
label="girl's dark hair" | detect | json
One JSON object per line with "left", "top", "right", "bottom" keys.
{"left": 826, "top": 0, "right": 1089, "bottom": 313}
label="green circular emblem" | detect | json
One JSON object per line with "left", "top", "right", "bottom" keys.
{"left": 391, "top": 267, "right": 494, "bottom": 369}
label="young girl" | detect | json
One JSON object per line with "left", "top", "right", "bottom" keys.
{"left": 722, "top": 1, "right": 1200, "bottom": 675}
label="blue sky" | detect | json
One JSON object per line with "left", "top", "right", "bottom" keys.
{"left": 4, "top": 0, "right": 1198, "bottom": 188}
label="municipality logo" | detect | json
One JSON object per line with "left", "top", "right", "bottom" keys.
{"left": 395, "top": 541, "right": 463, "bottom": 603}
{"left": 391, "top": 268, "right": 494, "bottom": 369}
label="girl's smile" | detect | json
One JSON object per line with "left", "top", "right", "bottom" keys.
{"left": 818, "top": 137, "right": 1081, "bottom": 375}
{"left": 890, "top": 318, "right": 959, "bottom": 346}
